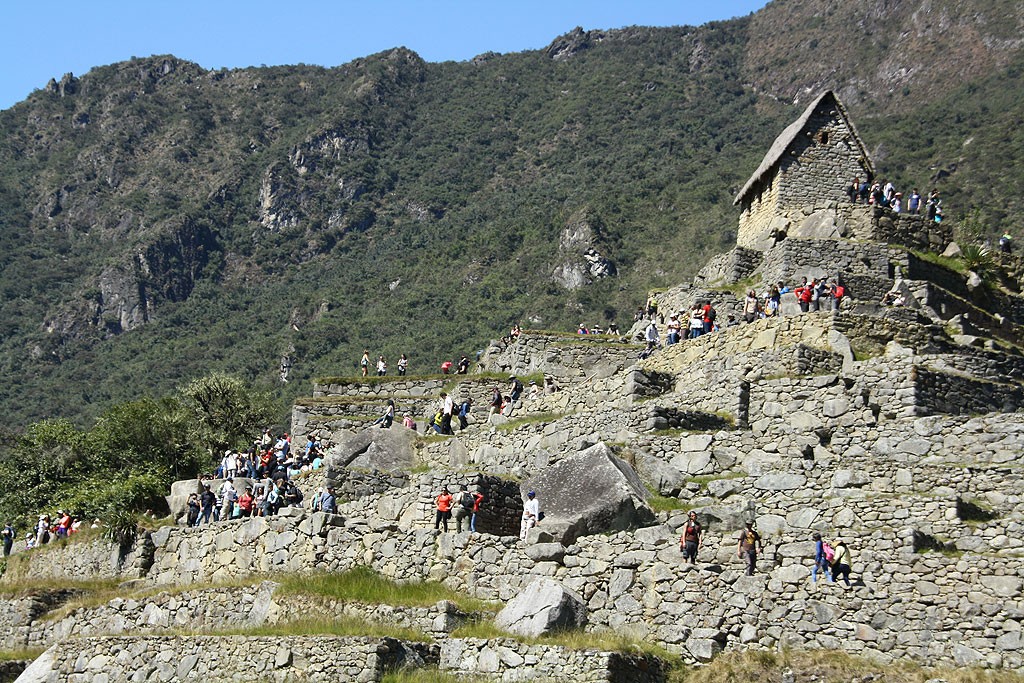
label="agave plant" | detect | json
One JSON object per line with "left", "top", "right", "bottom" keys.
{"left": 959, "top": 244, "right": 994, "bottom": 278}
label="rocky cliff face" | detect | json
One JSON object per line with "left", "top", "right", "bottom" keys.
{"left": 743, "top": 0, "right": 1024, "bottom": 108}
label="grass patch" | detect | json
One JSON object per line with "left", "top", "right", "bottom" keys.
{"left": 0, "top": 647, "right": 45, "bottom": 663}
{"left": 907, "top": 247, "right": 968, "bottom": 275}
{"left": 495, "top": 412, "right": 568, "bottom": 432}
{"left": 210, "top": 615, "right": 430, "bottom": 641}
{"left": 645, "top": 487, "right": 690, "bottom": 513}
{"left": 668, "top": 648, "right": 1024, "bottom": 683}
{"left": 381, "top": 668, "right": 467, "bottom": 683}
{"left": 851, "top": 341, "right": 884, "bottom": 361}
{"left": 687, "top": 471, "right": 747, "bottom": 489}
{"left": 452, "top": 621, "right": 672, "bottom": 659}
{"left": 276, "top": 566, "right": 497, "bottom": 613}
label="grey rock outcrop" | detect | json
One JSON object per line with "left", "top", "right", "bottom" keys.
{"left": 494, "top": 578, "right": 587, "bottom": 637}
{"left": 326, "top": 425, "right": 417, "bottom": 478}
{"left": 523, "top": 442, "right": 655, "bottom": 544}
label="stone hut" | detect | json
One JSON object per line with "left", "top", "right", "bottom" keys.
{"left": 734, "top": 90, "right": 873, "bottom": 250}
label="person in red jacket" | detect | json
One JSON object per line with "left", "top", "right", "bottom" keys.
{"left": 434, "top": 488, "right": 453, "bottom": 532}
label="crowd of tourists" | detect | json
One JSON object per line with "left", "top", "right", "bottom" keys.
{"left": 846, "top": 176, "right": 944, "bottom": 223}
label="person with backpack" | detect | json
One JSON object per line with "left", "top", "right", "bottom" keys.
{"left": 702, "top": 301, "right": 717, "bottom": 335}
{"left": 453, "top": 485, "right": 476, "bottom": 533}
{"left": 736, "top": 521, "right": 763, "bottom": 576}
{"left": 831, "top": 539, "right": 853, "bottom": 588}
{"left": 679, "top": 511, "right": 703, "bottom": 564}
{"left": 812, "top": 532, "right": 832, "bottom": 583}
{"left": 508, "top": 376, "right": 524, "bottom": 404}
{"left": 457, "top": 398, "right": 472, "bottom": 430}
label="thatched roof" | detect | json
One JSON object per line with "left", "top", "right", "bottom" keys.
{"left": 733, "top": 91, "right": 872, "bottom": 206}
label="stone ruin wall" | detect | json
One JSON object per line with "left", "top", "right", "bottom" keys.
{"left": 12, "top": 407, "right": 1022, "bottom": 670}
{"left": 736, "top": 173, "right": 781, "bottom": 249}
{"left": 21, "top": 634, "right": 662, "bottom": 683}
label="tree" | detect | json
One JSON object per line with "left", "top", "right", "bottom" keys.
{"left": 177, "top": 373, "right": 280, "bottom": 463}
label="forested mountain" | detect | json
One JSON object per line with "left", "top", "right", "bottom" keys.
{"left": 1, "top": 0, "right": 1022, "bottom": 428}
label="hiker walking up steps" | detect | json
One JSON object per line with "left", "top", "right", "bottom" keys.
{"left": 737, "top": 521, "right": 763, "bottom": 576}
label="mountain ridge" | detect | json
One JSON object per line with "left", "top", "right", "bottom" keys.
{"left": 1, "top": 0, "right": 1022, "bottom": 427}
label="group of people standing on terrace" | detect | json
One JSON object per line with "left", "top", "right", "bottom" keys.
{"left": 846, "top": 176, "right": 943, "bottom": 222}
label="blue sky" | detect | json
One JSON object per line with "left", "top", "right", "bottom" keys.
{"left": 1, "top": 1, "right": 768, "bottom": 110}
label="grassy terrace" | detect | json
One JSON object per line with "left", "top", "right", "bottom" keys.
{"left": 312, "top": 371, "right": 544, "bottom": 388}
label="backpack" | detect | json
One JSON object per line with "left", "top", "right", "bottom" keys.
{"left": 461, "top": 492, "right": 475, "bottom": 508}
{"left": 823, "top": 541, "right": 835, "bottom": 562}
{"left": 707, "top": 307, "right": 717, "bottom": 322}
{"left": 834, "top": 285, "right": 845, "bottom": 298}
{"left": 512, "top": 379, "right": 524, "bottom": 393}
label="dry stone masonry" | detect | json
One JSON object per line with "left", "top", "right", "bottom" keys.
{"left": 7, "top": 90, "right": 1024, "bottom": 681}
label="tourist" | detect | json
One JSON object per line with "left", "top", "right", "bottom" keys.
{"left": 376, "top": 355, "right": 387, "bottom": 376}
{"left": 520, "top": 490, "right": 541, "bottom": 542}
{"left": 453, "top": 485, "right": 475, "bottom": 533}
{"left": 812, "top": 532, "right": 831, "bottom": 583}
{"left": 508, "top": 376, "right": 524, "bottom": 404}
{"left": 743, "top": 290, "right": 760, "bottom": 323}
{"left": 456, "top": 355, "right": 470, "bottom": 374}
{"left": 891, "top": 192, "right": 903, "bottom": 213}
{"left": 831, "top": 539, "right": 853, "bottom": 588}
{"left": 795, "top": 277, "right": 811, "bottom": 313}
{"left": 645, "top": 320, "right": 661, "bottom": 348}
{"left": 199, "top": 485, "right": 217, "bottom": 525}
{"left": 846, "top": 176, "right": 859, "bottom": 203}
{"left": 402, "top": 412, "right": 416, "bottom": 431}
{"left": 219, "top": 479, "right": 237, "bottom": 521}
{"left": 1000, "top": 233, "right": 1014, "bottom": 253}
{"left": 440, "top": 392, "right": 454, "bottom": 435}
{"left": 457, "top": 397, "right": 472, "bottom": 430}
{"left": 829, "top": 280, "right": 845, "bottom": 311}
{"left": 397, "top": 353, "right": 408, "bottom": 375}
{"left": 2, "top": 522, "right": 14, "bottom": 557}
{"left": 702, "top": 301, "right": 716, "bottom": 335}
{"left": 679, "top": 511, "right": 703, "bottom": 564}
{"left": 666, "top": 314, "right": 681, "bottom": 345}
{"left": 371, "top": 399, "right": 395, "bottom": 428}
{"left": 238, "top": 487, "right": 254, "bottom": 518}
{"left": 908, "top": 188, "right": 921, "bottom": 214}
{"left": 440, "top": 359, "right": 453, "bottom": 374}
{"left": 488, "top": 386, "right": 502, "bottom": 417}
{"left": 607, "top": 322, "right": 620, "bottom": 335}
{"left": 360, "top": 350, "right": 370, "bottom": 377}
{"left": 434, "top": 488, "right": 453, "bottom": 532}
{"left": 528, "top": 380, "right": 541, "bottom": 400}
{"left": 321, "top": 485, "right": 337, "bottom": 514}
{"left": 221, "top": 450, "right": 238, "bottom": 480}
{"left": 688, "top": 305, "right": 704, "bottom": 339}
{"left": 186, "top": 493, "right": 200, "bottom": 527}
{"left": 469, "top": 489, "right": 485, "bottom": 533}
{"left": 736, "top": 521, "right": 763, "bottom": 576}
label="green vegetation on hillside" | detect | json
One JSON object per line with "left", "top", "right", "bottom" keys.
{"left": 0, "top": 5, "right": 1021, "bottom": 433}
{"left": 0, "top": 374, "right": 280, "bottom": 528}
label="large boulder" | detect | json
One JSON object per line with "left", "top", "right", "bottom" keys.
{"left": 325, "top": 425, "right": 417, "bottom": 478}
{"left": 523, "top": 442, "right": 655, "bottom": 544}
{"left": 495, "top": 578, "right": 586, "bottom": 637}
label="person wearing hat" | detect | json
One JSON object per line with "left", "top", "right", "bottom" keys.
{"left": 528, "top": 380, "right": 541, "bottom": 400}
{"left": 736, "top": 521, "right": 763, "bottom": 576}
{"left": 321, "top": 485, "right": 337, "bottom": 515}
{"left": 520, "top": 490, "right": 541, "bottom": 543}
{"left": 402, "top": 412, "right": 416, "bottom": 431}
{"left": 831, "top": 539, "right": 853, "bottom": 588}
{"left": 666, "top": 314, "right": 681, "bottom": 345}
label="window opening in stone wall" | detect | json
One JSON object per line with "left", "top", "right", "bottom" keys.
{"left": 818, "top": 131, "right": 829, "bottom": 145}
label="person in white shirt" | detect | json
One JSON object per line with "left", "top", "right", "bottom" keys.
{"left": 520, "top": 491, "right": 541, "bottom": 542}
{"left": 221, "top": 450, "right": 238, "bottom": 479}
